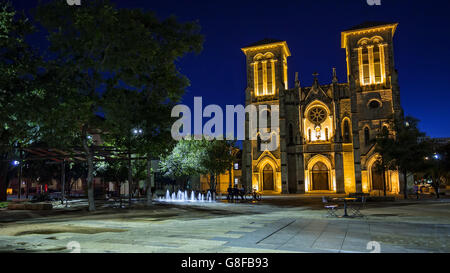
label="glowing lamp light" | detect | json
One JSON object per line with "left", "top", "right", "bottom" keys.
{"left": 12, "top": 160, "right": 20, "bottom": 166}
{"left": 433, "top": 154, "right": 440, "bottom": 160}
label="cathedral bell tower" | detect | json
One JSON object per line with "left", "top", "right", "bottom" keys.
{"left": 341, "top": 22, "right": 401, "bottom": 194}
{"left": 240, "top": 39, "right": 291, "bottom": 193}
{"left": 241, "top": 39, "right": 291, "bottom": 103}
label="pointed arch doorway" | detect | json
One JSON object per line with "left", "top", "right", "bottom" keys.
{"left": 311, "top": 162, "right": 329, "bottom": 191}
{"left": 262, "top": 164, "right": 274, "bottom": 191}
{"left": 371, "top": 162, "right": 384, "bottom": 191}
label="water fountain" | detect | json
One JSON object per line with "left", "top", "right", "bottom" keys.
{"left": 158, "top": 189, "right": 214, "bottom": 203}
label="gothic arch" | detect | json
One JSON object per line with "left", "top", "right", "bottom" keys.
{"left": 305, "top": 154, "right": 335, "bottom": 192}
{"left": 342, "top": 117, "right": 352, "bottom": 143}
{"left": 255, "top": 154, "right": 280, "bottom": 192}
{"left": 366, "top": 153, "right": 385, "bottom": 192}
{"left": 304, "top": 100, "right": 331, "bottom": 116}
{"left": 367, "top": 98, "right": 383, "bottom": 109}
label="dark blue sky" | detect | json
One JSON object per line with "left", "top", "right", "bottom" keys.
{"left": 13, "top": 0, "right": 450, "bottom": 137}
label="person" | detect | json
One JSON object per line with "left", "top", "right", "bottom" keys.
{"left": 227, "top": 187, "right": 233, "bottom": 201}
{"left": 413, "top": 183, "right": 419, "bottom": 200}
{"left": 239, "top": 185, "right": 246, "bottom": 200}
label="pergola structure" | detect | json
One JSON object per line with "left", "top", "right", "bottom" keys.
{"left": 8, "top": 146, "right": 151, "bottom": 200}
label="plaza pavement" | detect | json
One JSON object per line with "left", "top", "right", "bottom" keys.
{"left": 0, "top": 196, "right": 449, "bottom": 253}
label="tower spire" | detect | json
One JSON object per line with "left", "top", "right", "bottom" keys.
{"left": 312, "top": 72, "right": 319, "bottom": 86}
{"left": 332, "top": 67, "right": 338, "bottom": 84}
{"left": 295, "top": 72, "right": 300, "bottom": 88}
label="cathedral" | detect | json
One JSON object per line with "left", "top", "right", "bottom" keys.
{"left": 241, "top": 22, "right": 403, "bottom": 195}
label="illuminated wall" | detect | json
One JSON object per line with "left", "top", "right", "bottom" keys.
{"left": 343, "top": 144, "right": 356, "bottom": 193}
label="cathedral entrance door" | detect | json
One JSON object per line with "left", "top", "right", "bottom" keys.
{"left": 311, "top": 162, "right": 329, "bottom": 191}
{"left": 371, "top": 163, "right": 384, "bottom": 190}
{"left": 263, "top": 164, "right": 274, "bottom": 191}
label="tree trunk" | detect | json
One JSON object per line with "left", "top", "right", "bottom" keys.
{"left": 382, "top": 165, "right": 387, "bottom": 197}
{"left": 82, "top": 132, "right": 95, "bottom": 211}
{"left": 61, "top": 161, "right": 66, "bottom": 204}
{"left": 146, "top": 155, "right": 152, "bottom": 206}
{"left": 0, "top": 161, "right": 9, "bottom": 202}
{"left": 86, "top": 151, "right": 95, "bottom": 211}
{"left": 128, "top": 151, "right": 133, "bottom": 206}
{"left": 210, "top": 174, "right": 216, "bottom": 200}
{"left": 403, "top": 170, "right": 408, "bottom": 200}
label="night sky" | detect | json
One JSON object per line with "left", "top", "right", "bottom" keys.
{"left": 12, "top": 0, "right": 450, "bottom": 138}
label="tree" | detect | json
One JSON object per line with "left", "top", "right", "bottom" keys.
{"left": 35, "top": 0, "right": 203, "bottom": 210}
{"left": 374, "top": 115, "right": 429, "bottom": 198}
{"left": 0, "top": 1, "right": 44, "bottom": 201}
{"left": 423, "top": 142, "right": 450, "bottom": 199}
{"left": 159, "top": 138, "right": 205, "bottom": 185}
{"left": 200, "top": 139, "right": 236, "bottom": 195}
{"left": 159, "top": 137, "right": 236, "bottom": 197}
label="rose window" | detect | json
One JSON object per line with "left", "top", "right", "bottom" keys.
{"left": 308, "top": 107, "right": 327, "bottom": 124}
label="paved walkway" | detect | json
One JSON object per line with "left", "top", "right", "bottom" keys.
{"left": 0, "top": 197, "right": 449, "bottom": 253}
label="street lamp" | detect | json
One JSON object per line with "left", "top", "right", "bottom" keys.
{"left": 132, "top": 128, "right": 143, "bottom": 136}
{"left": 128, "top": 128, "right": 143, "bottom": 205}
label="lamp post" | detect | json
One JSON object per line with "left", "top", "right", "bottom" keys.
{"left": 12, "top": 160, "right": 21, "bottom": 199}
{"left": 128, "top": 128, "right": 143, "bottom": 205}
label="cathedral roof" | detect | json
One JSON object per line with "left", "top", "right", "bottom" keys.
{"left": 341, "top": 21, "right": 398, "bottom": 48}
{"left": 241, "top": 38, "right": 291, "bottom": 57}
{"left": 344, "top": 21, "right": 396, "bottom": 32}
{"left": 243, "top": 38, "right": 285, "bottom": 48}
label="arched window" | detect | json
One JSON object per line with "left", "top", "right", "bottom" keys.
{"left": 382, "top": 125, "right": 389, "bottom": 135}
{"left": 364, "top": 127, "right": 370, "bottom": 146}
{"left": 373, "top": 45, "right": 382, "bottom": 83}
{"left": 369, "top": 100, "right": 381, "bottom": 109}
{"left": 343, "top": 119, "right": 351, "bottom": 142}
{"left": 361, "top": 47, "right": 370, "bottom": 85}
{"left": 288, "top": 124, "right": 294, "bottom": 145}
{"left": 253, "top": 52, "right": 276, "bottom": 96}
{"left": 358, "top": 36, "right": 386, "bottom": 86}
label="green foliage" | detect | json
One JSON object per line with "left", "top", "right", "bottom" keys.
{"left": 35, "top": 0, "right": 203, "bottom": 153}
{"left": 159, "top": 137, "right": 236, "bottom": 189}
{"left": 375, "top": 115, "right": 429, "bottom": 173}
{"left": 0, "top": 1, "right": 43, "bottom": 150}
{"left": 374, "top": 115, "right": 431, "bottom": 197}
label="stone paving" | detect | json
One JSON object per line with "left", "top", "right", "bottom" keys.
{"left": 0, "top": 196, "right": 449, "bottom": 253}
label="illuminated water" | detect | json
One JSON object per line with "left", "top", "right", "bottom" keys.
{"left": 158, "top": 189, "right": 213, "bottom": 202}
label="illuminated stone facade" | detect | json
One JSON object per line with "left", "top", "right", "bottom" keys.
{"left": 241, "top": 22, "right": 402, "bottom": 195}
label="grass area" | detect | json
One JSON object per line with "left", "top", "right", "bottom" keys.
{"left": 0, "top": 202, "right": 9, "bottom": 208}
